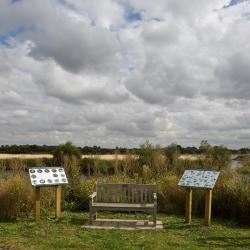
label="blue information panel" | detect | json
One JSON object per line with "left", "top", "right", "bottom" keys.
{"left": 178, "top": 170, "right": 220, "bottom": 189}
{"left": 29, "top": 167, "right": 68, "bottom": 186}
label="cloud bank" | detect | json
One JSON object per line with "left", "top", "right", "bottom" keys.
{"left": 0, "top": 0, "right": 250, "bottom": 148}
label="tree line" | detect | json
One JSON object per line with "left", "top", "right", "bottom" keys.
{"left": 0, "top": 141, "right": 249, "bottom": 155}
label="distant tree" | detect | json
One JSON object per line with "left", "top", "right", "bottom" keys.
{"left": 53, "top": 142, "right": 81, "bottom": 165}
{"left": 165, "top": 143, "right": 180, "bottom": 164}
{"left": 239, "top": 148, "right": 250, "bottom": 154}
{"left": 53, "top": 142, "right": 82, "bottom": 183}
{"left": 199, "top": 140, "right": 212, "bottom": 154}
{"left": 182, "top": 146, "right": 199, "bottom": 154}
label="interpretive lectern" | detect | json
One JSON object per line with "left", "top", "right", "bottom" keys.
{"left": 28, "top": 167, "right": 68, "bottom": 222}
{"left": 178, "top": 169, "right": 220, "bottom": 226}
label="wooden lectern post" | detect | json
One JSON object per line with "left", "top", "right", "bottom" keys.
{"left": 179, "top": 169, "right": 220, "bottom": 226}
{"left": 185, "top": 188, "right": 192, "bottom": 223}
{"left": 35, "top": 187, "right": 41, "bottom": 222}
{"left": 55, "top": 185, "right": 62, "bottom": 219}
{"left": 204, "top": 189, "right": 212, "bottom": 226}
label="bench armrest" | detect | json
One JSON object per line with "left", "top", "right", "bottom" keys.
{"left": 153, "top": 193, "right": 157, "bottom": 201}
{"left": 89, "top": 192, "right": 97, "bottom": 203}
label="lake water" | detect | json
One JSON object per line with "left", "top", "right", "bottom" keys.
{"left": 230, "top": 155, "right": 243, "bottom": 169}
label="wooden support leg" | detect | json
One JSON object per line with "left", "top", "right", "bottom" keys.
{"left": 153, "top": 208, "right": 157, "bottom": 226}
{"left": 185, "top": 188, "right": 192, "bottom": 223}
{"left": 55, "top": 186, "right": 61, "bottom": 219}
{"left": 89, "top": 204, "right": 93, "bottom": 224}
{"left": 35, "top": 187, "right": 40, "bottom": 222}
{"left": 205, "top": 189, "right": 212, "bottom": 226}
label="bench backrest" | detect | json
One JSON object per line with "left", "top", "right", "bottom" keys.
{"left": 96, "top": 183, "right": 156, "bottom": 204}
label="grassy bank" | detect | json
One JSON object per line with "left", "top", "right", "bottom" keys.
{"left": 0, "top": 212, "right": 249, "bottom": 250}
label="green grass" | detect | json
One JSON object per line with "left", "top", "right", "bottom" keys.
{"left": 0, "top": 212, "right": 249, "bottom": 250}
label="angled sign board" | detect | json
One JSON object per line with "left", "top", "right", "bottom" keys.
{"left": 178, "top": 169, "right": 220, "bottom": 189}
{"left": 29, "top": 167, "right": 68, "bottom": 187}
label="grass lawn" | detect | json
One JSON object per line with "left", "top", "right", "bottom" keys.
{"left": 0, "top": 212, "right": 249, "bottom": 250}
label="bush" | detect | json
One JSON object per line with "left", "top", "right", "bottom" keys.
{"left": 199, "top": 141, "right": 231, "bottom": 169}
{"left": 63, "top": 179, "right": 95, "bottom": 211}
{"left": 238, "top": 155, "right": 250, "bottom": 176}
{"left": 157, "top": 175, "right": 185, "bottom": 213}
{"left": 8, "top": 158, "right": 26, "bottom": 174}
{"left": 0, "top": 176, "right": 34, "bottom": 219}
{"left": 138, "top": 141, "right": 167, "bottom": 178}
{"left": 62, "top": 155, "right": 80, "bottom": 184}
{"left": 122, "top": 151, "right": 138, "bottom": 176}
{"left": 165, "top": 144, "right": 180, "bottom": 165}
{"left": 0, "top": 160, "right": 6, "bottom": 176}
{"left": 213, "top": 170, "right": 250, "bottom": 224}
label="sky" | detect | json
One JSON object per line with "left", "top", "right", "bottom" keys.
{"left": 0, "top": 0, "right": 250, "bottom": 149}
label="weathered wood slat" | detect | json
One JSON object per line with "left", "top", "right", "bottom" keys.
{"left": 131, "top": 189, "right": 134, "bottom": 203}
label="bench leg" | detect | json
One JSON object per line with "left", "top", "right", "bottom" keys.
{"left": 89, "top": 211, "right": 92, "bottom": 225}
{"left": 89, "top": 209, "right": 98, "bottom": 224}
{"left": 153, "top": 208, "right": 157, "bottom": 227}
{"left": 89, "top": 203, "right": 93, "bottom": 225}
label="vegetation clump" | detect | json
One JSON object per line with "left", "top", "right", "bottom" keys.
{"left": 0, "top": 140, "right": 249, "bottom": 225}
{"left": 53, "top": 141, "right": 81, "bottom": 165}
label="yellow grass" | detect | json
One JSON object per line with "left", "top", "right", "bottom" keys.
{"left": 0, "top": 154, "right": 200, "bottom": 161}
{"left": 0, "top": 154, "right": 130, "bottom": 160}
{"left": 0, "top": 154, "right": 53, "bottom": 159}
{"left": 179, "top": 154, "right": 203, "bottom": 160}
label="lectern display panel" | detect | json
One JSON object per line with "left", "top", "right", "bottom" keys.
{"left": 29, "top": 167, "right": 68, "bottom": 186}
{"left": 178, "top": 170, "right": 220, "bottom": 189}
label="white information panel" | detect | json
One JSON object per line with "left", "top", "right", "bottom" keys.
{"left": 178, "top": 170, "right": 220, "bottom": 189}
{"left": 29, "top": 167, "right": 68, "bottom": 186}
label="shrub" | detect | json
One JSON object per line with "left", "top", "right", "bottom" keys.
{"left": 0, "top": 160, "right": 6, "bottom": 177}
{"left": 63, "top": 179, "right": 95, "bottom": 211}
{"left": 210, "top": 146, "right": 231, "bottom": 169}
{"left": 138, "top": 141, "right": 155, "bottom": 169}
{"left": 8, "top": 158, "right": 27, "bottom": 174}
{"left": 213, "top": 170, "right": 250, "bottom": 224}
{"left": 138, "top": 141, "right": 167, "bottom": 178}
{"left": 91, "top": 157, "right": 116, "bottom": 176}
{"left": 121, "top": 152, "right": 140, "bottom": 177}
{"left": 238, "top": 155, "right": 250, "bottom": 176}
{"left": 62, "top": 155, "right": 80, "bottom": 184}
{"left": 0, "top": 176, "right": 34, "bottom": 219}
{"left": 165, "top": 144, "right": 180, "bottom": 165}
{"left": 242, "top": 154, "right": 250, "bottom": 167}
{"left": 199, "top": 141, "right": 231, "bottom": 170}
{"left": 168, "top": 157, "right": 220, "bottom": 176}
{"left": 157, "top": 175, "right": 185, "bottom": 213}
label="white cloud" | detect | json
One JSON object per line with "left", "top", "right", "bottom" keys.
{"left": 0, "top": 0, "right": 250, "bottom": 148}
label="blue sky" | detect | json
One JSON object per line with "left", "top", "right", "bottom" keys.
{"left": 0, "top": 26, "right": 24, "bottom": 47}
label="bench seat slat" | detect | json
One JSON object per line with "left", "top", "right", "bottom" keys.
{"left": 92, "top": 202, "right": 154, "bottom": 208}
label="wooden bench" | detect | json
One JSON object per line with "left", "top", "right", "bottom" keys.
{"left": 89, "top": 183, "right": 157, "bottom": 225}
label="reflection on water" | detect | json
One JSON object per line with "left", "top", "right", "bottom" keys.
{"left": 230, "top": 160, "right": 243, "bottom": 169}
{"left": 230, "top": 154, "right": 243, "bottom": 169}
